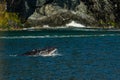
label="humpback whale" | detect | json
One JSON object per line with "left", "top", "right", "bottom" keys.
{"left": 21, "top": 47, "right": 57, "bottom": 56}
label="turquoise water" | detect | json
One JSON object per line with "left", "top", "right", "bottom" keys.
{"left": 0, "top": 28, "right": 120, "bottom": 80}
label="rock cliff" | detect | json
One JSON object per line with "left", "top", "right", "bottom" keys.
{"left": 6, "top": 0, "right": 120, "bottom": 28}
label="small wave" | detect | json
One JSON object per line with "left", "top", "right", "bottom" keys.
{"left": 0, "top": 34, "right": 119, "bottom": 39}
{"left": 0, "top": 36, "right": 51, "bottom": 39}
{"left": 9, "top": 51, "right": 61, "bottom": 57}
{"left": 9, "top": 54, "right": 17, "bottom": 57}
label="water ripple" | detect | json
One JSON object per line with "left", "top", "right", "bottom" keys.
{"left": 0, "top": 34, "right": 120, "bottom": 39}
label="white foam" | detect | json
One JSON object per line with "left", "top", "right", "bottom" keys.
{"left": 43, "top": 25, "right": 49, "bottom": 28}
{"left": 23, "top": 27, "right": 35, "bottom": 30}
{"left": 9, "top": 55, "right": 17, "bottom": 57}
{"left": 66, "top": 21, "right": 85, "bottom": 27}
{"left": 0, "top": 34, "right": 119, "bottom": 39}
{"left": 40, "top": 53, "right": 61, "bottom": 57}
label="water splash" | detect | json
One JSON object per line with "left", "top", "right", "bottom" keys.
{"left": 38, "top": 53, "right": 62, "bottom": 57}
{"left": 66, "top": 21, "right": 85, "bottom": 27}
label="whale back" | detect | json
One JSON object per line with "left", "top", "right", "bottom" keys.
{"left": 21, "top": 47, "right": 57, "bottom": 56}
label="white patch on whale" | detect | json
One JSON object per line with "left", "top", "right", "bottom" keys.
{"left": 37, "top": 48, "right": 59, "bottom": 57}
{"left": 18, "top": 47, "right": 61, "bottom": 57}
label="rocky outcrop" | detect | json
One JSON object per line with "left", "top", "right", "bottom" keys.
{"left": 6, "top": 0, "right": 120, "bottom": 28}
{"left": 81, "top": 0, "right": 120, "bottom": 27}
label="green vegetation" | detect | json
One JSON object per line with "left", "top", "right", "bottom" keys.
{"left": 99, "top": 20, "right": 116, "bottom": 28}
{"left": 0, "top": 0, "right": 21, "bottom": 30}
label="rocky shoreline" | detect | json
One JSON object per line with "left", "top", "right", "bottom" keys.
{"left": 0, "top": 0, "right": 119, "bottom": 29}
{"left": 0, "top": 26, "right": 118, "bottom": 31}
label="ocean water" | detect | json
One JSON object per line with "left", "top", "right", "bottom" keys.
{"left": 0, "top": 28, "right": 120, "bottom": 80}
